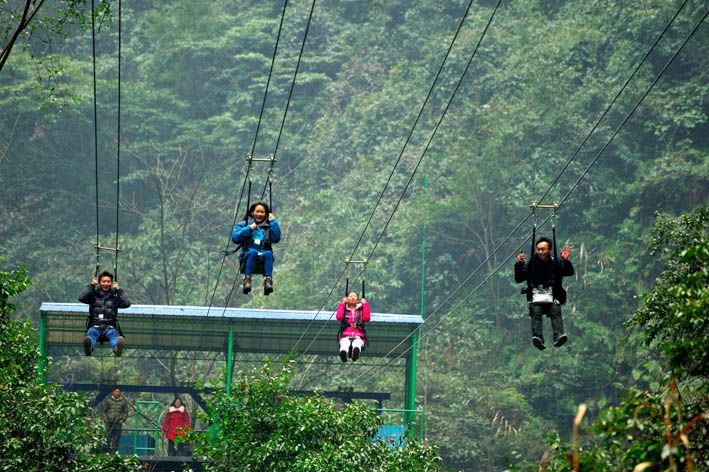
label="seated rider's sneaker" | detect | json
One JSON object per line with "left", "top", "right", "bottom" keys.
{"left": 532, "top": 336, "right": 546, "bottom": 351}
{"left": 83, "top": 336, "right": 93, "bottom": 356}
{"left": 553, "top": 333, "right": 568, "bottom": 348}
{"left": 264, "top": 277, "right": 273, "bottom": 296}
{"left": 115, "top": 336, "right": 125, "bottom": 357}
{"left": 352, "top": 346, "right": 361, "bottom": 362}
{"left": 242, "top": 276, "right": 252, "bottom": 294}
{"left": 339, "top": 350, "right": 347, "bottom": 363}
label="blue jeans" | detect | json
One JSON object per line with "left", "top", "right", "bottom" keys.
{"left": 87, "top": 325, "right": 119, "bottom": 350}
{"left": 243, "top": 249, "right": 274, "bottom": 276}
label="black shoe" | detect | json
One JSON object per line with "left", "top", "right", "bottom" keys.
{"left": 553, "top": 333, "right": 568, "bottom": 348}
{"left": 242, "top": 276, "right": 252, "bottom": 294}
{"left": 114, "top": 336, "right": 125, "bottom": 357}
{"left": 264, "top": 277, "right": 273, "bottom": 296}
{"left": 339, "top": 350, "right": 347, "bottom": 363}
{"left": 83, "top": 336, "right": 93, "bottom": 356}
{"left": 352, "top": 346, "right": 361, "bottom": 362}
{"left": 532, "top": 336, "right": 546, "bottom": 351}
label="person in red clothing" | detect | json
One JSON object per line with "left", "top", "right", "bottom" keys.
{"left": 160, "top": 397, "right": 191, "bottom": 456}
{"left": 336, "top": 291, "right": 370, "bottom": 363}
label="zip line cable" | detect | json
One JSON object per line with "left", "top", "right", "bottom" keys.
{"left": 91, "top": 0, "right": 100, "bottom": 277}
{"left": 89, "top": 0, "right": 122, "bottom": 279}
{"left": 249, "top": 0, "right": 290, "bottom": 160}
{"left": 344, "top": 0, "right": 694, "bottom": 368}
{"left": 258, "top": 0, "right": 317, "bottom": 201}
{"left": 352, "top": 6, "right": 708, "bottom": 384}
{"left": 190, "top": 0, "right": 313, "bottom": 379}
{"left": 289, "top": 0, "right": 481, "bottom": 353}
{"left": 535, "top": 0, "right": 692, "bottom": 207}
{"left": 294, "top": 0, "right": 503, "bottom": 359}
{"left": 218, "top": 0, "right": 317, "bottom": 318}
{"left": 90, "top": 0, "right": 123, "bottom": 279}
{"left": 363, "top": 0, "right": 502, "bottom": 264}
{"left": 201, "top": 0, "right": 289, "bottom": 319}
{"left": 554, "top": 7, "right": 707, "bottom": 212}
{"left": 114, "top": 0, "right": 122, "bottom": 279}
{"left": 84, "top": 0, "right": 123, "bottom": 389}
{"left": 271, "top": 0, "right": 317, "bottom": 164}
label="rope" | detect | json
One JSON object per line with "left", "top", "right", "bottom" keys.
{"left": 534, "top": 0, "right": 691, "bottom": 206}
{"left": 271, "top": 0, "right": 316, "bottom": 163}
{"left": 249, "top": 0, "right": 289, "bottom": 160}
{"left": 91, "top": 0, "right": 100, "bottom": 277}
{"left": 218, "top": 0, "right": 317, "bottom": 317}
{"left": 352, "top": 5, "right": 708, "bottom": 384}
{"left": 114, "top": 0, "right": 122, "bottom": 280}
{"left": 201, "top": 0, "right": 289, "bottom": 320}
{"left": 295, "top": 0, "right": 503, "bottom": 358}
{"left": 254, "top": 0, "right": 317, "bottom": 216}
{"left": 289, "top": 0, "right": 480, "bottom": 354}
{"left": 555, "top": 7, "right": 707, "bottom": 212}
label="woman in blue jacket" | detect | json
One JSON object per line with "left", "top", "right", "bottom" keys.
{"left": 231, "top": 201, "right": 281, "bottom": 295}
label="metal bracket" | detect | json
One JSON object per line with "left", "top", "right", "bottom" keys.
{"left": 246, "top": 153, "right": 276, "bottom": 164}
{"left": 344, "top": 258, "right": 368, "bottom": 265}
{"left": 95, "top": 244, "right": 121, "bottom": 254}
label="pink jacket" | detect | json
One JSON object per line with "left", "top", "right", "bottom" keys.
{"left": 336, "top": 300, "right": 370, "bottom": 341}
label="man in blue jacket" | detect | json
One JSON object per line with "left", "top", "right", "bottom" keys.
{"left": 232, "top": 201, "right": 281, "bottom": 295}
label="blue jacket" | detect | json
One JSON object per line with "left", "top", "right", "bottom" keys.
{"left": 231, "top": 218, "right": 281, "bottom": 252}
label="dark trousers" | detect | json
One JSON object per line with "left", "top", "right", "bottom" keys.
{"left": 167, "top": 438, "right": 188, "bottom": 456}
{"left": 529, "top": 302, "right": 563, "bottom": 340}
{"left": 105, "top": 421, "right": 122, "bottom": 453}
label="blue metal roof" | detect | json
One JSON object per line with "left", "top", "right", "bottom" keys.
{"left": 40, "top": 303, "right": 423, "bottom": 359}
{"left": 40, "top": 302, "right": 424, "bottom": 325}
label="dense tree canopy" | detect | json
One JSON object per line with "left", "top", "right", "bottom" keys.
{"left": 192, "top": 361, "right": 441, "bottom": 471}
{"left": 1, "top": 0, "right": 707, "bottom": 469}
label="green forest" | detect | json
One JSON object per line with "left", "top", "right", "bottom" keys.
{"left": 1, "top": 0, "right": 707, "bottom": 470}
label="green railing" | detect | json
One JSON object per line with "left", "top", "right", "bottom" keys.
{"left": 133, "top": 400, "right": 161, "bottom": 455}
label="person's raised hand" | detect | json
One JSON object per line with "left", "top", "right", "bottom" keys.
{"left": 516, "top": 252, "right": 526, "bottom": 263}
{"left": 561, "top": 245, "right": 571, "bottom": 260}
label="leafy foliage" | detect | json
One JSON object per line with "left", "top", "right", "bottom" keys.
{"left": 0, "top": 0, "right": 707, "bottom": 469}
{"left": 544, "top": 208, "right": 709, "bottom": 471}
{"left": 191, "top": 361, "right": 441, "bottom": 471}
{"left": 0, "top": 264, "right": 139, "bottom": 471}
{"left": 545, "top": 383, "right": 708, "bottom": 471}
{"left": 628, "top": 207, "right": 709, "bottom": 377}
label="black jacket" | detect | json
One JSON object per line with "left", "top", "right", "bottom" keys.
{"left": 515, "top": 256, "right": 574, "bottom": 304}
{"left": 78, "top": 285, "right": 131, "bottom": 328}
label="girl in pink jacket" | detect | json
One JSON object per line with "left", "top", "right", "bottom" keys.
{"left": 336, "top": 291, "right": 370, "bottom": 362}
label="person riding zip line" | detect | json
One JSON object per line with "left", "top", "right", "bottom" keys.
{"left": 231, "top": 201, "right": 281, "bottom": 295}
{"left": 336, "top": 290, "right": 370, "bottom": 362}
{"left": 515, "top": 237, "right": 574, "bottom": 350}
{"left": 78, "top": 270, "right": 131, "bottom": 356}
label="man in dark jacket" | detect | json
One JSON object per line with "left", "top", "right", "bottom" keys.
{"left": 98, "top": 388, "right": 130, "bottom": 453}
{"left": 78, "top": 270, "right": 131, "bottom": 356}
{"left": 515, "top": 237, "right": 574, "bottom": 350}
